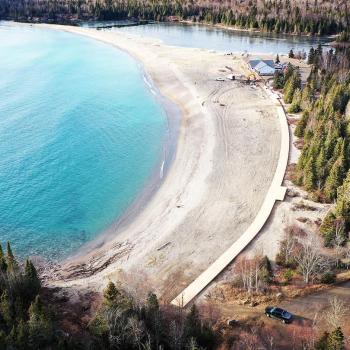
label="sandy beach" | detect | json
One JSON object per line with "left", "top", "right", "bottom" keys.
{"left": 35, "top": 24, "right": 282, "bottom": 302}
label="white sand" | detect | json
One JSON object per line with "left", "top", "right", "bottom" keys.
{"left": 35, "top": 25, "right": 282, "bottom": 302}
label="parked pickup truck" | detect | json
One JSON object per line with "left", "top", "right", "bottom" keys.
{"left": 265, "top": 306, "right": 293, "bottom": 324}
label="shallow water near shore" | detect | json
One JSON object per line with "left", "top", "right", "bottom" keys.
{"left": 0, "top": 22, "right": 168, "bottom": 260}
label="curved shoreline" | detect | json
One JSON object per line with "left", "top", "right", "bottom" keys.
{"left": 32, "top": 24, "right": 282, "bottom": 303}
{"left": 65, "top": 58, "right": 181, "bottom": 262}
{"left": 42, "top": 24, "right": 217, "bottom": 280}
{"left": 5, "top": 20, "right": 182, "bottom": 262}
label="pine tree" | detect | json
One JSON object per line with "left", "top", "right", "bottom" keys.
{"left": 283, "top": 79, "right": 295, "bottom": 103}
{"left": 260, "top": 256, "right": 273, "bottom": 283}
{"left": 331, "top": 138, "right": 343, "bottom": 164}
{"left": 314, "top": 43, "right": 323, "bottom": 67}
{"left": 28, "top": 295, "right": 44, "bottom": 319}
{"left": 145, "top": 292, "right": 162, "bottom": 349}
{"left": 0, "top": 244, "right": 7, "bottom": 273}
{"left": 284, "top": 63, "right": 295, "bottom": 81}
{"left": 14, "top": 297, "right": 24, "bottom": 324}
{"left": 273, "top": 71, "right": 284, "bottom": 89}
{"left": 331, "top": 85, "right": 349, "bottom": 113}
{"left": 184, "top": 304, "right": 201, "bottom": 342}
{"left": 294, "top": 111, "right": 309, "bottom": 137}
{"left": 308, "top": 66, "right": 319, "bottom": 92}
{"left": 284, "top": 70, "right": 301, "bottom": 104}
{"left": 304, "top": 156, "right": 317, "bottom": 191}
{"left": 0, "top": 291, "right": 13, "bottom": 328}
{"left": 102, "top": 281, "right": 133, "bottom": 309}
{"left": 6, "top": 242, "right": 18, "bottom": 273}
{"left": 6, "top": 325, "right": 16, "bottom": 347}
{"left": 16, "top": 319, "right": 28, "bottom": 349}
{"left": 288, "top": 88, "right": 302, "bottom": 113}
{"left": 103, "top": 281, "right": 121, "bottom": 306}
{"left": 315, "top": 331, "right": 329, "bottom": 350}
{"left": 25, "top": 260, "right": 41, "bottom": 298}
{"left": 316, "top": 147, "right": 327, "bottom": 184}
{"left": 307, "top": 47, "right": 315, "bottom": 65}
{"left": 324, "top": 159, "right": 344, "bottom": 202}
{"left": 275, "top": 54, "right": 280, "bottom": 64}
{"left": 184, "top": 305, "right": 217, "bottom": 348}
{"left": 335, "top": 170, "right": 350, "bottom": 227}
{"left": 304, "top": 129, "right": 314, "bottom": 144}
{"left": 28, "top": 295, "right": 53, "bottom": 348}
{"left": 328, "top": 327, "right": 345, "bottom": 350}
{"left": 146, "top": 292, "right": 159, "bottom": 313}
{"left": 0, "top": 330, "right": 6, "bottom": 349}
{"left": 301, "top": 84, "right": 312, "bottom": 109}
{"left": 324, "top": 126, "right": 339, "bottom": 160}
{"left": 338, "top": 141, "right": 346, "bottom": 179}
{"left": 320, "top": 211, "right": 337, "bottom": 246}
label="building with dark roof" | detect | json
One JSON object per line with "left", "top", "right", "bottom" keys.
{"left": 248, "top": 59, "right": 276, "bottom": 76}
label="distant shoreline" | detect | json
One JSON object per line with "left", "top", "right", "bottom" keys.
{"left": 174, "top": 19, "right": 335, "bottom": 39}
{"left": 3, "top": 16, "right": 337, "bottom": 39}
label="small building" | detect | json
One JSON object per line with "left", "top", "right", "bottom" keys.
{"left": 248, "top": 59, "right": 275, "bottom": 76}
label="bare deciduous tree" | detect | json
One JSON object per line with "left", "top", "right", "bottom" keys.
{"left": 236, "top": 328, "right": 261, "bottom": 350}
{"left": 198, "top": 300, "right": 221, "bottom": 327}
{"left": 187, "top": 337, "right": 200, "bottom": 350}
{"left": 323, "top": 296, "right": 348, "bottom": 329}
{"left": 141, "top": 336, "right": 152, "bottom": 350}
{"left": 169, "top": 319, "right": 184, "bottom": 350}
{"left": 333, "top": 219, "right": 346, "bottom": 267}
{"left": 105, "top": 307, "right": 129, "bottom": 348}
{"left": 294, "top": 235, "right": 329, "bottom": 284}
{"left": 344, "top": 244, "right": 350, "bottom": 269}
{"left": 128, "top": 316, "right": 145, "bottom": 350}
{"left": 104, "top": 307, "right": 146, "bottom": 349}
{"left": 289, "top": 322, "right": 317, "bottom": 350}
{"left": 233, "top": 255, "right": 266, "bottom": 294}
{"left": 281, "top": 229, "right": 297, "bottom": 263}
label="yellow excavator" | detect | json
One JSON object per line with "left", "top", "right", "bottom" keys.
{"left": 247, "top": 73, "right": 257, "bottom": 82}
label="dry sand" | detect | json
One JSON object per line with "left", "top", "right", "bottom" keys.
{"left": 196, "top": 82, "right": 331, "bottom": 306}
{"left": 36, "top": 25, "right": 282, "bottom": 301}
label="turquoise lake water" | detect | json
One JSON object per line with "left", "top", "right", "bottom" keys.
{"left": 0, "top": 21, "right": 329, "bottom": 261}
{"left": 0, "top": 23, "right": 167, "bottom": 260}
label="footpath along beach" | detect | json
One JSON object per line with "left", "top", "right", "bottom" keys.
{"left": 36, "top": 24, "right": 283, "bottom": 302}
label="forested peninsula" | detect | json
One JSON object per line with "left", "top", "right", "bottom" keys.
{"left": 1, "top": 0, "right": 349, "bottom": 36}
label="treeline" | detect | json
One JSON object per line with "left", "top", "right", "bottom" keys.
{"left": 0, "top": 242, "right": 59, "bottom": 349}
{"left": 0, "top": 242, "right": 219, "bottom": 349}
{"left": 295, "top": 47, "right": 350, "bottom": 247}
{"left": 0, "top": 242, "right": 348, "bottom": 349}
{"left": 1, "top": 0, "right": 349, "bottom": 35}
{"left": 274, "top": 43, "right": 350, "bottom": 248}
{"left": 88, "top": 282, "right": 218, "bottom": 349}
